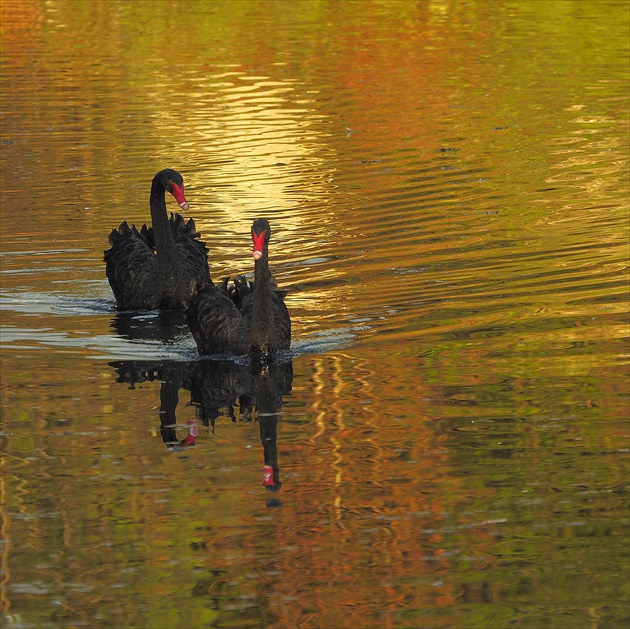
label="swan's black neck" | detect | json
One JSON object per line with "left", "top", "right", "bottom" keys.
{"left": 150, "top": 175, "right": 187, "bottom": 309}
{"left": 249, "top": 244, "right": 275, "bottom": 358}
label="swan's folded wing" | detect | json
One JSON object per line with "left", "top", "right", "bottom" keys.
{"left": 104, "top": 222, "right": 161, "bottom": 310}
{"left": 170, "top": 214, "right": 211, "bottom": 286}
{"left": 271, "top": 292, "right": 291, "bottom": 350}
{"left": 238, "top": 289, "right": 291, "bottom": 353}
{"left": 187, "top": 283, "right": 249, "bottom": 355}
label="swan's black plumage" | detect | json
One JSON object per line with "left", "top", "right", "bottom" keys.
{"left": 104, "top": 169, "right": 210, "bottom": 310}
{"left": 187, "top": 218, "right": 291, "bottom": 359}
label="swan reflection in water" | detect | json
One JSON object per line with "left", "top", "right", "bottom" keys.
{"left": 109, "top": 312, "right": 293, "bottom": 495}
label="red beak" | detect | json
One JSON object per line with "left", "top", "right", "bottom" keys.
{"left": 252, "top": 229, "right": 266, "bottom": 260}
{"left": 171, "top": 182, "right": 189, "bottom": 210}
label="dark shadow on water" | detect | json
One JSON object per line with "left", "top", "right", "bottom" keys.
{"left": 109, "top": 312, "right": 293, "bottom": 500}
{"left": 111, "top": 310, "right": 190, "bottom": 343}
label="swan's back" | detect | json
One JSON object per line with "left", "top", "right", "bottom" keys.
{"left": 105, "top": 213, "right": 210, "bottom": 310}
{"left": 188, "top": 275, "right": 290, "bottom": 357}
{"left": 187, "top": 281, "right": 249, "bottom": 355}
{"left": 157, "top": 214, "right": 210, "bottom": 290}
{"left": 240, "top": 287, "right": 291, "bottom": 352}
{"left": 105, "top": 221, "right": 161, "bottom": 310}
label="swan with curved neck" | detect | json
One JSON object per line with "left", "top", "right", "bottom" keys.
{"left": 187, "top": 218, "right": 291, "bottom": 359}
{"left": 105, "top": 169, "right": 210, "bottom": 311}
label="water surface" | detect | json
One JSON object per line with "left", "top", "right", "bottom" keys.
{"left": 1, "top": 1, "right": 628, "bottom": 627}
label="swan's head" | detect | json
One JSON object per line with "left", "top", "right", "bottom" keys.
{"left": 159, "top": 168, "right": 189, "bottom": 211}
{"left": 251, "top": 218, "right": 271, "bottom": 260}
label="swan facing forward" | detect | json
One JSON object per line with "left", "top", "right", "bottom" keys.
{"left": 104, "top": 169, "right": 210, "bottom": 310}
{"left": 187, "top": 218, "right": 291, "bottom": 360}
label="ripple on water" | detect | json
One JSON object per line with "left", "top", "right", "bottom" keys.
{"left": 1, "top": 2, "right": 628, "bottom": 627}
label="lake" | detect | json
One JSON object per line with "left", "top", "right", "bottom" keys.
{"left": 1, "top": 1, "right": 628, "bottom": 627}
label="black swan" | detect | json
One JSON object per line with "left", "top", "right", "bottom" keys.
{"left": 187, "top": 218, "right": 291, "bottom": 359}
{"left": 104, "top": 169, "right": 210, "bottom": 310}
